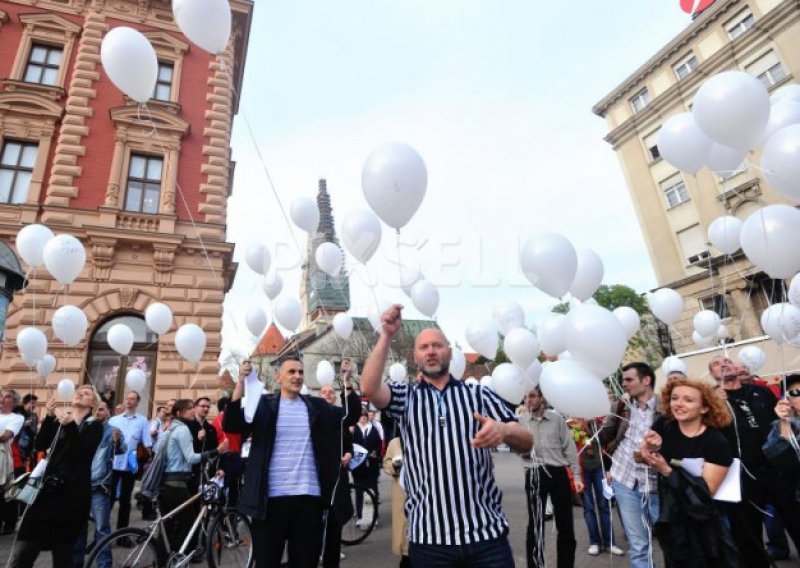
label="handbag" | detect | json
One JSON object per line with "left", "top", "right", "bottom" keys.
{"left": 5, "top": 473, "right": 43, "bottom": 505}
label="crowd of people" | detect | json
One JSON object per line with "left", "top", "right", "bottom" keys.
{"left": 0, "top": 305, "right": 797, "bottom": 568}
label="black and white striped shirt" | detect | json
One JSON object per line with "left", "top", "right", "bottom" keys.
{"left": 384, "top": 377, "right": 517, "bottom": 546}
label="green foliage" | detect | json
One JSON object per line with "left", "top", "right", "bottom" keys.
{"left": 551, "top": 284, "right": 648, "bottom": 315}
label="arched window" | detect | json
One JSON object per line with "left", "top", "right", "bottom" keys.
{"left": 87, "top": 315, "right": 158, "bottom": 416}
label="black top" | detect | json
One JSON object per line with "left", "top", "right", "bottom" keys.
{"left": 721, "top": 384, "right": 777, "bottom": 468}
{"left": 653, "top": 418, "right": 733, "bottom": 467}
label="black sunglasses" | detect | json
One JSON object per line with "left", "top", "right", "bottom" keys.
{"left": 788, "top": 389, "right": 800, "bottom": 398}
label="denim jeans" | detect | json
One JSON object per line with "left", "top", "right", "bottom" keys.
{"left": 74, "top": 488, "right": 112, "bottom": 568}
{"left": 582, "top": 467, "right": 612, "bottom": 548}
{"left": 409, "top": 535, "right": 514, "bottom": 568}
{"left": 612, "top": 480, "right": 659, "bottom": 568}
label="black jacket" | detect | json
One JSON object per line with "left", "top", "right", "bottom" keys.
{"left": 223, "top": 391, "right": 361, "bottom": 520}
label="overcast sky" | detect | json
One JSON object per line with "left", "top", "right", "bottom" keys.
{"left": 222, "top": 1, "right": 694, "bottom": 357}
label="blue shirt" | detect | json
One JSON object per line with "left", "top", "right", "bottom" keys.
{"left": 268, "top": 397, "right": 320, "bottom": 498}
{"left": 155, "top": 421, "right": 202, "bottom": 473}
{"left": 91, "top": 421, "right": 127, "bottom": 488}
{"left": 109, "top": 412, "right": 151, "bottom": 471}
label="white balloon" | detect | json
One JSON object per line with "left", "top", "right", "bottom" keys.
{"left": 503, "top": 328, "right": 540, "bottom": 369}
{"left": 43, "top": 234, "right": 86, "bottom": 285}
{"left": 761, "top": 303, "right": 800, "bottom": 344}
{"left": 262, "top": 272, "right": 283, "bottom": 300}
{"left": 480, "top": 376, "right": 494, "bottom": 390}
{"left": 16, "top": 224, "right": 54, "bottom": 268}
{"left": 692, "top": 330, "right": 716, "bottom": 348}
{"left": 492, "top": 301, "right": 525, "bottom": 335}
{"left": 540, "top": 360, "right": 610, "bottom": 418}
{"left": 316, "top": 360, "right": 335, "bottom": 387}
{"left": 569, "top": 248, "right": 604, "bottom": 301}
{"left": 648, "top": 288, "right": 684, "bottom": 326}
{"left": 290, "top": 197, "right": 320, "bottom": 234}
{"left": 362, "top": 143, "right": 427, "bottom": 229}
{"left": 410, "top": 280, "right": 439, "bottom": 317}
{"left": 300, "top": 385, "right": 310, "bottom": 396}
{"left": 789, "top": 273, "right": 800, "bottom": 307}
{"left": 36, "top": 353, "right": 56, "bottom": 379}
{"left": 465, "top": 320, "right": 499, "bottom": 360}
{"left": 612, "top": 306, "right": 641, "bottom": 339}
{"left": 520, "top": 233, "right": 577, "bottom": 299}
{"left": 450, "top": 347, "right": 466, "bottom": 380}
{"left": 707, "top": 215, "right": 743, "bottom": 255}
{"left": 693, "top": 70, "right": 770, "bottom": 151}
{"left": 763, "top": 100, "right": 800, "bottom": 144}
{"left": 100, "top": 27, "right": 158, "bottom": 103}
{"left": 315, "top": 242, "right": 343, "bottom": 277}
{"left": 657, "top": 112, "right": 712, "bottom": 174}
{"left": 175, "top": 323, "right": 206, "bottom": 363}
{"left": 705, "top": 143, "right": 746, "bottom": 175}
{"left": 565, "top": 304, "right": 628, "bottom": 378}
{"left": 125, "top": 368, "right": 147, "bottom": 393}
{"left": 56, "top": 378, "right": 76, "bottom": 401}
{"left": 332, "top": 312, "right": 354, "bottom": 339}
{"left": 145, "top": 303, "right": 173, "bottom": 335}
{"left": 245, "top": 307, "right": 268, "bottom": 337}
{"left": 397, "top": 264, "right": 423, "bottom": 297}
{"left": 538, "top": 315, "right": 567, "bottom": 356}
{"left": 274, "top": 297, "right": 302, "bottom": 332}
{"left": 740, "top": 205, "right": 800, "bottom": 279}
{"left": 107, "top": 324, "right": 134, "bottom": 356}
{"left": 693, "top": 310, "right": 721, "bottom": 338}
{"left": 661, "top": 355, "right": 687, "bottom": 376}
{"left": 491, "top": 363, "right": 527, "bottom": 404}
{"left": 389, "top": 362, "right": 407, "bottom": 382}
{"left": 172, "top": 0, "right": 231, "bottom": 54}
{"left": 716, "top": 324, "right": 731, "bottom": 339}
{"left": 465, "top": 377, "right": 479, "bottom": 386}
{"left": 523, "top": 359, "right": 543, "bottom": 388}
{"left": 16, "top": 327, "right": 47, "bottom": 367}
{"left": 52, "top": 305, "right": 88, "bottom": 347}
{"left": 367, "top": 298, "right": 392, "bottom": 332}
{"left": 245, "top": 243, "right": 271, "bottom": 275}
{"left": 737, "top": 345, "right": 767, "bottom": 372}
{"left": 770, "top": 83, "right": 800, "bottom": 105}
{"left": 342, "top": 209, "right": 382, "bottom": 264}
{"left": 761, "top": 123, "right": 800, "bottom": 201}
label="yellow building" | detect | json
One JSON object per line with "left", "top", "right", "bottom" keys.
{"left": 594, "top": 0, "right": 800, "bottom": 378}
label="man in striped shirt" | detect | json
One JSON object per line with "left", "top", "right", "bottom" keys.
{"left": 362, "top": 305, "right": 533, "bottom": 567}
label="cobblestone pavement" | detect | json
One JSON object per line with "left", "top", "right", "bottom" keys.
{"left": 1, "top": 452, "right": 796, "bottom": 566}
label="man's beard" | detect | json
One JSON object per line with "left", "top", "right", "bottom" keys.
{"left": 420, "top": 361, "right": 450, "bottom": 379}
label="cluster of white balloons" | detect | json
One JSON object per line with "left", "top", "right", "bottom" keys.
{"left": 519, "top": 233, "right": 604, "bottom": 301}
{"left": 100, "top": 0, "right": 232, "bottom": 103}
{"left": 17, "top": 225, "right": 86, "bottom": 285}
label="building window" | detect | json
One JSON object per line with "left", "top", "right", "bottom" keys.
{"left": 746, "top": 50, "right": 788, "bottom": 89}
{"left": 124, "top": 155, "right": 163, "bottom": 214}
{"left": 700, "top": 294, "right": 730, "bottom": 319}
{"left": 674, "top": 54, "right": 699, "bottom": 80}
{"left": 726, "top": 10, "right": 755, "bottom": 40}
{"left": 661, "top": 174, "right": 690, "bottom": 208}
{"left": 643, "top": 130, "right": 661, "bottom": 162}
{"left": 0, "top": 141, "right": 38, "bottom": 204}
{"left": 23, "top": 44, "right": 62, "bottom": 86}
{"left": 629, "top": 88, "right": 651, "bottom": 113}
{"left": 677, "top": 224, "right": 708, "bottom": 267}
{"left": 153, "top": 62, "right": 173, "bottom": 101}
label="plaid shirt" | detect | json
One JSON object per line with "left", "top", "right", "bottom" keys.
{"left": 609, "top": 396, "right": 658, "bottom": 492}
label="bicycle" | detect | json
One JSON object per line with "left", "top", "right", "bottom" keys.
{"left": 340, "top": 482, "right": 378, "bottom": 546}
{"left": 84, "top": 477, "right": 253, "bottom": 567}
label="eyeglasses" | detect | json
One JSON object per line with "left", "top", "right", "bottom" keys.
{"left": 788, "top": 389, "right": 800, "bottom": 398}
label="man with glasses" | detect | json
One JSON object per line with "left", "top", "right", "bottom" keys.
{"left": 599, "top": 362, "right": 660, "bottom": 568}
{"left": 717, "top": 361, "right": 800, "bottom": 566}
{"left": 189, "top": 396, "right": 218, "bottom": 493}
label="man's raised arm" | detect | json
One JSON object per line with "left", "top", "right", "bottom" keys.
{"left": 360, "top": 305, "right": 404, "bottom": 409}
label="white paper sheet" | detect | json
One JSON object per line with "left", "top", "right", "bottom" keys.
{"left": 675, "top": 457, "right": 742, "bottom": 502}
{"left": 242, "top": 370, "right": 261, "bottom": 423}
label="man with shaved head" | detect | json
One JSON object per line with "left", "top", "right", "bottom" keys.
{"left": 361, "top": 306, "right": 533, "bottom": 567}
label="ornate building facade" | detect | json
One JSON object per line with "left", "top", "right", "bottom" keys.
{"left": 0, "top": 0, "right": 253, "bottom": 410}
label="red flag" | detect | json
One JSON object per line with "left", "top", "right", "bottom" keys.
{"left": 680, "top": 0, "right": 716, "bottom": 14}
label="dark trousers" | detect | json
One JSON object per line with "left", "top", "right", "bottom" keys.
{"left": 321, "top": 509, "right": 343, "bottom": 568}
{"left": 220, "top": 453, "right": 242, "bottom": 507}
{"left": 525, "top": 466, "right": 576, "bottom": 568}
{"left": 253, "top": 495, "right": 323, "bottom": 568}
{"left": 158, "top": 482, "right": 198, "bottom": 553}
{"left": 353, "top": 468, "right": 379, "bottom": 520}
{"left": 110, "top": 470, "right": 135, "bottom": 529}
{"left": 408, "top": 536, "right": 514, "bottom": 567}
{"left": 10, "top": 539, "right": 73, "bottom": 568}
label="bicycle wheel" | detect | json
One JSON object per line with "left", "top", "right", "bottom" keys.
{"left": 84, "top": 527, "right": 163, "bottom": 567}
{"left": 206, "top": 509, "right": 254, "bottom": 568}
{"left": 341, "top": 483, "right": 377, "bottom": 546}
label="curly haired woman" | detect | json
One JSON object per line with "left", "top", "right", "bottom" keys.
{"left": 639, "top": 378, "right": 742, "bottom": 568}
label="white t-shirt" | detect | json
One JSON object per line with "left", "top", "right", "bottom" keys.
{"left": 0, "top": 412, "right": 24, "bottom": 438}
